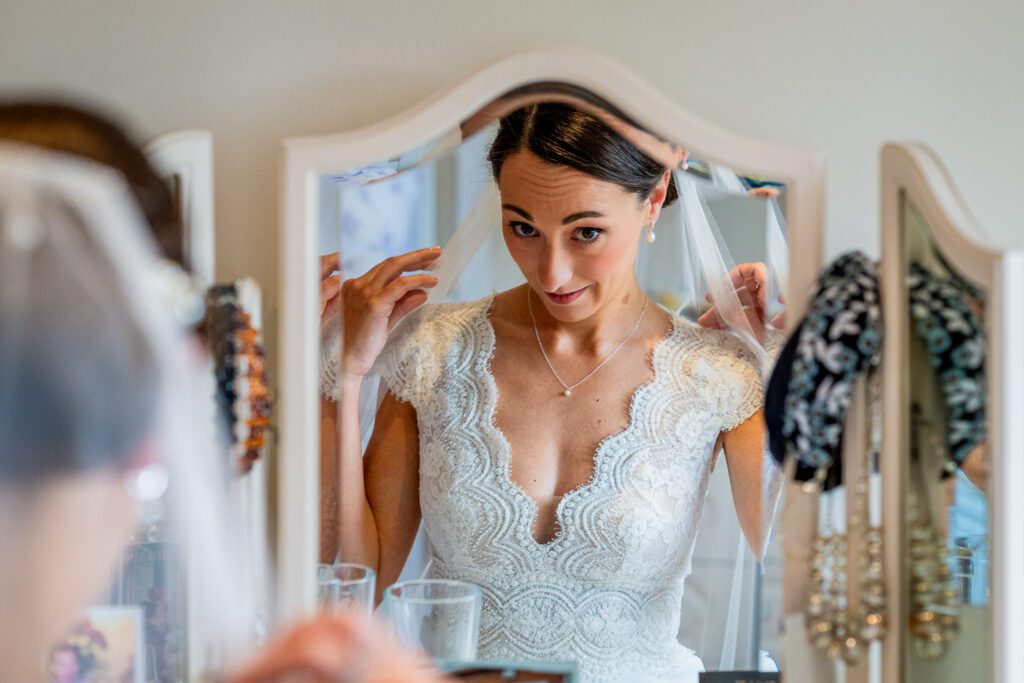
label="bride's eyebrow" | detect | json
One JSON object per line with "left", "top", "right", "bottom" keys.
{"left": 561, "top": 210, "right": 605, "bottom": 224}
{"left": 501, "top": 205, "right": 606, "bottom": 224}
{"left": 502, "top": 204, "right": 532, "bottom": 221}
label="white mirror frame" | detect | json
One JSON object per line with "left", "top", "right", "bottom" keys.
{"left": 880, "top": 142, "right": 1024, "bottom": 682}
{"left": 277, "top": 46, "right": 826, "bottom": 622}
{"left": 144, "top": 129, "right": 218, "bottom": 679}
{"left": 145, "top": 129, "right": 215, "bottom": 285}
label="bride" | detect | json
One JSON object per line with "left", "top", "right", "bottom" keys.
{"left": 322, "top": 103, "right": 779, "bottom": 683}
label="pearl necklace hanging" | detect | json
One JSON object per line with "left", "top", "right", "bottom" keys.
{"left": 805, "top": 373, "right": 887, "bottom": 665}
{"left": 527, "top": 288, "right": 649, "bottom": 398}
{"left": 906, "top": 422, "right": 961, "bottom": 659}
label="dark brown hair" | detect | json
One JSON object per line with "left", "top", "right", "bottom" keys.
{"left": 0, "top": 100, "right": 183, "bottom": 263}
{"left": 0, "top": 103, "right": 161, "bottom": 481}
{"left": 487, "top": 103, "right": 678, "bottom": 207}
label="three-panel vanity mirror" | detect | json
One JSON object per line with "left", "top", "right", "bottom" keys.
{"left": 274, "top": 47, "right": 1020, "bottom": 682}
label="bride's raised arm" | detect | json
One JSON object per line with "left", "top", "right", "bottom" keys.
{"left": 319, "top": 247, "right": 439, "bottom": 600}
{"left": 700, "top": 260, "right": 785, "bottom": 560}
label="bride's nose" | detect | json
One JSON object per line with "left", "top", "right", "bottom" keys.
{"left": 537, "top": 242, "right": 574, "bottom": 292}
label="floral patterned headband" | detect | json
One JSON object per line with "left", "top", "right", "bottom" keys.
{"left": 906, "top": 262, "right": 987, "bottom": 469}
{"left": 766, "top": 251, "right": 882, "bottom": 490}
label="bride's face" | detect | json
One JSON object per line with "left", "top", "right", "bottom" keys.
{"left": 498, "top": 150, "right": 668, "bottom": 322}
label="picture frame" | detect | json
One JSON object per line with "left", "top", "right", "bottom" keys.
{"left": 48, "top": 606, "right": 144, "bottom": 683}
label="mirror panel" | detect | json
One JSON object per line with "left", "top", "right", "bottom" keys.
{"left": 313, "top": 86, "right": 796, "bottom": 680}
{"left": 902, "top": 193, "right": 991, "bottom": 681}
{"left": 144, "top": 130, "right": 215, "bottom": 284}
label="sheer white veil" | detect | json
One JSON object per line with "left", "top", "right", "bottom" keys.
{"left": 327, "top": 108, "right": 786, "bottom": 671}
{"left": 0, "top": 144, "right": 259, "bottom": 679}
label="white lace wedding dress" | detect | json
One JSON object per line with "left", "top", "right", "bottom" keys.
{"left": 323, "top": 297, "right": 763, "bottom": 683}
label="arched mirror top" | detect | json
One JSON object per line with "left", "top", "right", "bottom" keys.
{"left": 881, "top": 142, "right": 1001, "bottom": 289}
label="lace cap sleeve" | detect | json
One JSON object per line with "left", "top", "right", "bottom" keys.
{"left": 319, "top": 311, "right": 343, "bottom": 402}
{"left": 694, "top": 328, "right": 765, "bottom": 433}
{"left": 369, "top": 304, "right": 440, "bottom": 406}
{"left": 318, "top": 304, "right": 439, "bottom": 405}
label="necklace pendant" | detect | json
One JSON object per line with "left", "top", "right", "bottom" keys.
{"left": 562, "top": 388, "right": 572, "bottom": 397}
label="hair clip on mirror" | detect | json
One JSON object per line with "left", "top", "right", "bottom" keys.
{"left": 154, "top": 260, "right": 205, "bottom": 327}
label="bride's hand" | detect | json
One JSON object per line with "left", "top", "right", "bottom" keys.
{"left": 320, "top": 251, "right": 343, "bottom": 321}
{"left": 747, "top": 186, "right": 781, "bottom": 199}
{"left": 341, "top": 247, "right": 441, "bottom": 380}
{"left": 697, "top": 262, "right": 784, "bottom": 340}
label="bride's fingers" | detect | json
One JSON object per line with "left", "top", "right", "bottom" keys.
{"left": 728, "top": 279, "right": 768, "bottom": 310}
{"left": 320, "top": 274, "right": 341, "bottom": 299}
{"left": 704, "top": 274, "right": 769, "bottom": 308}
{"left": 320, "top": 251, "right": 341, "bottom": 280}
{"left": 697, "top": 308, "right": 725, "bottom": 329}
{"left": 360, "top": 247, "right": 433, "bottom": 281}
{"left": 322, "top": 291, "right": 344, "bottom": 321}
{"left": 389, "top": 289, "right": 429, "bottom": 328}
{"left": 733, "top": 286, "right": 770, "bottom": 313}
{"left": 730, "top": 262, "right": 768, "bottom": 287}
{"left": 374, "top": 273, "right": 438, "bottom": 312}
{"left": 319, "top": 275, "right": 342, "bottom": 318}
{"left": 366, "top": 247, "right": 442, "bottom": 288}
{"left": 706, "top": 286, "right": 763, "bottom": 312}
{"left": 728, "top": 263, "right": 769, "bottom": 302}
{"left": 746, "top": 315, "right": 767, "bottom": 342}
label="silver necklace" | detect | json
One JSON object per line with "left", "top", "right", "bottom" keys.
{"left": 527, "top": 289, "right": 650, "bottom": 397}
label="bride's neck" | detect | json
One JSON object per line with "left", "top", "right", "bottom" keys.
{"left": 528, "top": 280, "right": 648, "bottom": 355}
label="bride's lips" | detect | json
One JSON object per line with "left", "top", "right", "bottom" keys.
{"left": 545, "top": 287, "right": 587, "bottom": 305}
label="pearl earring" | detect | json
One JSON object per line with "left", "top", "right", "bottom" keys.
{"left": 644, "top": 225, "right": 656, "bottom": 243}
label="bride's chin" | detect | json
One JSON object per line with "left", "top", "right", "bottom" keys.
{"left": 540, "top": 299, "right": 597, "bottom": 324}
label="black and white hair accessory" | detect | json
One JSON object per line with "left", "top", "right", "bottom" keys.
{"left": 906, "top": 262, "right": 986, "bottom": 470}
{"left": 766, "top": 251, "right": 882, "bottom": 489}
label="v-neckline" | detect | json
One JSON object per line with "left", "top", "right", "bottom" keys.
{"left": 476, "top": 296, "right": 679, "bottom": 549}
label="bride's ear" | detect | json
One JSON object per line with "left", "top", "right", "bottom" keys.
{"left": 643, "top": 169, "right": 672, "bottom": 226}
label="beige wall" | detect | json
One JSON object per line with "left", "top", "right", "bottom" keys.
{"left": 2, "top": 0, "right": 1022, "bottom": 361}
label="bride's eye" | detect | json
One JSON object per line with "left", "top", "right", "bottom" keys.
{"left": 508, "top": 221, "right": 536, "bottom": 238}
{"left": 575, "top": 227, "right": 604, "bottom": 243}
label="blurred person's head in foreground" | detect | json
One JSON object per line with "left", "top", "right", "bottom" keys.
{"left": 0, "top": 131, "right": 442, "bottom": 683}
{"left": 0, "top": 100, "right": 182, "bottom": 264}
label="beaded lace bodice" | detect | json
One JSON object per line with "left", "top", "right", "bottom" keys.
{"left": 324, "top": 297, "right": 763, "bottom": 683}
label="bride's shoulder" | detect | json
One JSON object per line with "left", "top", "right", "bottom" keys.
{"left": 664, "top": 318, "right": 764, "bottom": 423}
{"left": 403, "top": 296, "right": 492, "bottom": 327}
{"left": 668, "top": 316, "right": 755, "bottom": 358}
{"left": 664, "top": 317, "right": 760, "bottom": 388}
{"left": 389, "top": 296, "right": 494, "bottom": 346}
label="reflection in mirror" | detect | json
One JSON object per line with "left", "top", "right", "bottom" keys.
{"left": 317, "top": 92, "right": 791, "bottom": 682}
{"left": 902, "top": 194, "right": 991, "bottom": 680}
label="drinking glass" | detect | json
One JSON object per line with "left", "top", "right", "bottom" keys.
{"left": 383, "top": 579, "right": 482, "bottom": 667}
{"left": 317, "top": 562, "right": 376, "bottom": 617}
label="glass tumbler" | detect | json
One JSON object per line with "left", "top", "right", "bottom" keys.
{"left": 317, "top": 562, "right": 376, "bottom": 617}
{"left": 383, "top": 579, "right": 482, "bottom": 667}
